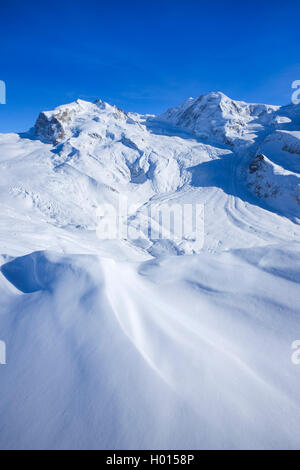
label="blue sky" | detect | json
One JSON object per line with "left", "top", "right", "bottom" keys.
{"left": 0, "top": 0, "right": 300, "bottom": 132}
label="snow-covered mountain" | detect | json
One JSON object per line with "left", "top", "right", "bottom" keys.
{"left": 0, "top": 92, "right": 300, "bottom": 449}
{"left": 157, "top": 92, "right": 300, "bottom": 219}
{"left": 247, "top": 131, "right": 300, "bottom": 217}
{"left": 157, "top": 91, "right": 279, "bottom": 146}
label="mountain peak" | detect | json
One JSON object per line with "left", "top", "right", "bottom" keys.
{"left": 34, "top": 98, "right": 129, "bottom": 144}
{"left": 199, "top": 90, "right": 229, "bottom": 100}
{"left": 157, "top": 91, "right": 279, "bottom": 146}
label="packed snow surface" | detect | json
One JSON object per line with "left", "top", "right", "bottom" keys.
{"left": 0, "top": 92, "right": 300, "bottom": 449}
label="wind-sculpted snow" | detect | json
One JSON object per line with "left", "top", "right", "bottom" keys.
{"left": 0, "top": 92, "right": 300, "bottom": 449}
{"left": 0, "top": 246, "right": 300, "bottom": 449}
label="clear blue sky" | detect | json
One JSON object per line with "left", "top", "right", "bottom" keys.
{"left": 1, "top": 0, "right": 300, "bottom": 132}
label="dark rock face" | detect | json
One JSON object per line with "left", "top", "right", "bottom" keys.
{"left": 35, "top": 107, "right": 75, "bottom": 144}
{"left": 249, "top": 154, "right": 265, "bottom": 174}
{"left": 35, "top": 112, "right": 65, "bottom": 144}
{"left": 248, "top": 154, "right": 280, "bottom": 199}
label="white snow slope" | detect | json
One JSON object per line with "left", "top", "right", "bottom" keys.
{"left": 0, "top": 92, "right": 300, "bottom": 449}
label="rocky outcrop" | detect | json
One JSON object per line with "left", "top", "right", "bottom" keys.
{"left": 35, "top": 112, "right": 66, "bottom": 144}
{"left": 247, "top": 151, "right": 300, "bottom": 216}
{"left": 249, "top": 154, "right": 265, "bottom": 174}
